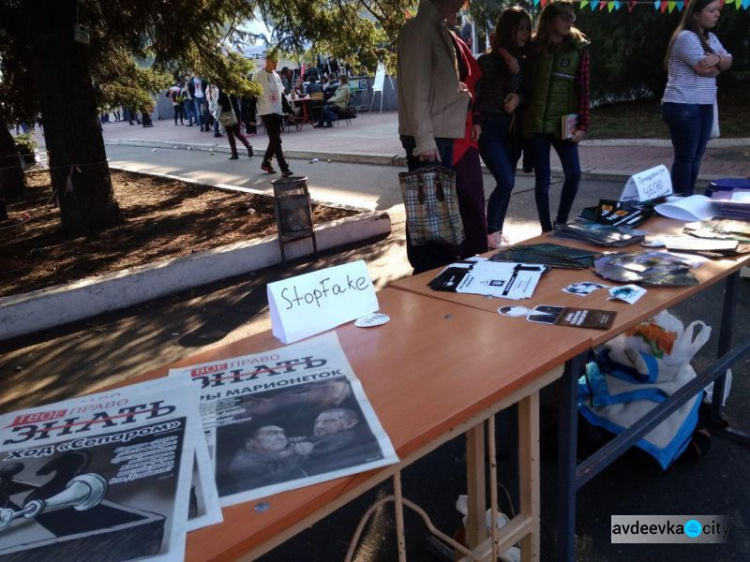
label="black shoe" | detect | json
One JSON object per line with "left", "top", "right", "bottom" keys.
{"left": 213, "top": 133, "right": 223, "bottom": 138}
{"left": 261, "top": 161, "right": 277, "bottom": 174}
{"left": 247, "top": 146, "right": 253, "bottom": 158}
{"left": 313, "top": 123, "right": 324, "bottom": 128}
{"left": 228, "top": 154, "right": 239, "bottom": 160}
{"left": 281, "top": 169, "right": 293, "bottom": 178}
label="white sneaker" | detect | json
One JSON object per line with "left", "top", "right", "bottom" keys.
{"left": 488, "top": 231, "right": 510, "bottom": 249}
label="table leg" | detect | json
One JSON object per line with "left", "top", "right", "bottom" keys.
{"left": 518, "top": 393, "right": 540, "bottom": 562}
{"left": 488, "top": 417, "right": 499, "bottom": 562}
{"left": 393, "top": 472, "right": 407, "bottom": 562}
{"left": 711, "top": 271, "right": 737, "bottom": 424}
{"left": 466, "top": 424, "right": 488, "bottom": 548}
{"left": 556, "top": 353, "right": 584, "bottom": 562}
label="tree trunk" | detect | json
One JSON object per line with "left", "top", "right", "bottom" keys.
{"left": 28, "top": 0, "right": 123, "bottom": 237}
{"left": 0, "top": 122, "right": 25, "bottom": 198}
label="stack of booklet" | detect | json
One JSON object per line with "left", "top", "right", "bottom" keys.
{"left": 684, "top": 219, "right": 750, "bottom": 243}
{"left": 593, "top": 251, "right": 704, "bottom": 286}
{"left": 709, "top": 190, "right": 750, "bottom": 221}
{"left": 553, "top": 222, "right": 645, "bottom": 247}
{"left": 490, "top": 243, "right": 601, "bottom": 269}
{"left": 430, "top": 259, "right": 547, "bottom": 300}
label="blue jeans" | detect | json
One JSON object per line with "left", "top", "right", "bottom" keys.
{"left": 661, "top": 102, "right": 713, "bottom": 195}
{"left": 194, "top": 97, "right": 206, "bottom": 128}
{"left": 478, "top": 113, "right": 520, "bottom": 234}
{"left": 183, "top": 100, "right": 196, "bottom": 125}
{"left": 528, "top": 134, "right": 581, "bottom": 232}
{"left": 400, "top": 135, "right": 453, "bottom": 172}
{"left": 400, "top": 135, "right": 456, "bottom": 274}
{"left": 320, "top": 105, "right": 339, "bottom": 125}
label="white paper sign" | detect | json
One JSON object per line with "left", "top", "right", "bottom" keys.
{"left": 268, "top": 260, "right": 379, "bottom": 343}
{"left": 372, "top": 62, "right": 386, "bottom": 92}
{"left": 620, "top": 165, "right": 672, "bottom": 202}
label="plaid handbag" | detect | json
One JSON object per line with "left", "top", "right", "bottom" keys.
{"left": 399, "top": 166, "right": 465, "bottom": 246}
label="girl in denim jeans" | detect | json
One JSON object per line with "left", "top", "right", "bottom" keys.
{"left": 523, "top": 1, "right": 590, "bottom": 233}
{"left": 475, "top": 7, "right": 531, "bottom": 248}
{"left": 662, "top": 0, "right": 732, "bottom": 195}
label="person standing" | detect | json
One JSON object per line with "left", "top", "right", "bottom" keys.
{"left": 182, "top": 76, "right": 195, "bottom": 126}
{"left": 251, "top": 52, "right": 294, "bottom": 177}
{"left": 476, "top": 7, "right": 531, "bottom": 248}
{"left": 523, "top": 0, "right": 590, "bottom": 233}
{"left": 217, "top": 89, "right": 253, "bottom": 160}
{"left": 189, "top": 74, "right": 207, "bottom": 131}
{"left": 397, "top": 0, "right": 473, "bottom": 274}
{"left": 662, "top": 0, "right": 731, "bottom": 195}
{"left": 446, "top": 12, "right": 488, "bottom": 258}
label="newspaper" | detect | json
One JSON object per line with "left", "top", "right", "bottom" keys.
{"left": 186, "top": 430, "right": 222, "bottom": 532}
{"left": 0, "top": 378, "right": 200, "bottom": 561}
{"left": 169, "top": 331, "right": 398, "bottom": 507}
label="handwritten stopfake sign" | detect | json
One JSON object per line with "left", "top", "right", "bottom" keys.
{"left": 267, "top": 260, "right": 379, "bottom": 344}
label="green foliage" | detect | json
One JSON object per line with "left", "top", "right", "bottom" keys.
{"left": 574, "top": 8, "right": 750, "bottom": 103}
{"left": 0, "top": 1, "right": 37, "bottom": 124}
{"left": 13, "top": 132, "right": 37, "bottom": 153}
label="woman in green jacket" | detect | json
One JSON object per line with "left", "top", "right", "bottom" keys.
{"left": 524, "top": 1, "right": 590, "bottom": 233}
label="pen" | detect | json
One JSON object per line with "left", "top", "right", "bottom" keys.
{"left": 623, "top": 212, "right": 643, "bottom": 226}
{"left": 613, "top": 211, "right": 638, "bottom": 226}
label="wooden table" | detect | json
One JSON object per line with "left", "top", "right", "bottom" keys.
{"left": 127, "top": 287, "right": 586, "bottom": 561}
{"left": 390, "top": 217, "right": 750, "bottom": 561}
{"left": 289, "top": 96, "right": 312, "bottom": 130}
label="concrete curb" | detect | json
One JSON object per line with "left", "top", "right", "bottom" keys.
{"left": 580, "top": 138, "right": 750, "bottom": 148}
{"left": 106, "top": 138, "right": 746, "bottom": 184}
{"left": 0, "top": 210, "right": 391, "bottom": 341}
{"left": 104, "top": 139, "right": 401, "bottom": 167}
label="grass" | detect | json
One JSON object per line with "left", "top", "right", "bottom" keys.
{"left": 588, "top": 97, "right": 750, "bottom": 139}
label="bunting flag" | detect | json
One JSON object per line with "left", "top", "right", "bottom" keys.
{"left": 562, "top": 0, "right": 748, "bottom": 9}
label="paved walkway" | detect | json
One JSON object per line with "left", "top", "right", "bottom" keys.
{"left": 99, "top": 110, "right": 750, "bottom": 180}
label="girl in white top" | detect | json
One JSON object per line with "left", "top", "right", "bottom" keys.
{"left": 661, "top": 0, "right": 732, "bottom": 194}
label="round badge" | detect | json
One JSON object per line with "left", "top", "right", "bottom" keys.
{"left": 354, "top": 313, "right": 391, "bottom": 328}
{"left": 497, "top": 306, "right": 531, "bottom": 317}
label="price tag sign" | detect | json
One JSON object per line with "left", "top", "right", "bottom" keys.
{"left": 267, "top": 260, "right": 379, "bottom": 344}
{"left": 620, "top": 165, "right": 672, "bottom": 203}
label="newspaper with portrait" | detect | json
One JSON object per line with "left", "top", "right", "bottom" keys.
{"left": 0, "top": 377, "right": 201, "bottom": 561}
{"left": 168, "top": 331, "right": 398, "bottom": 507}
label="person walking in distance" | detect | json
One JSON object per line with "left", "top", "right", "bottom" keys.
{"left": 251, "top": 51, "right": 294, "bottom": 177}
{"left": 217, "top": 89, "right": 253, "bottom": 160}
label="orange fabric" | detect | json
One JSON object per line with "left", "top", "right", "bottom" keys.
{"left": 450, "top": 31, "right": 481, "bottom": 165}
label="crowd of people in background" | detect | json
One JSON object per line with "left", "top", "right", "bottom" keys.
{"left": 138, "top": 56, "right": 359, "bottom": 173}
{"left": 397, "top": 0, "right": 731, "bottom": 275}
